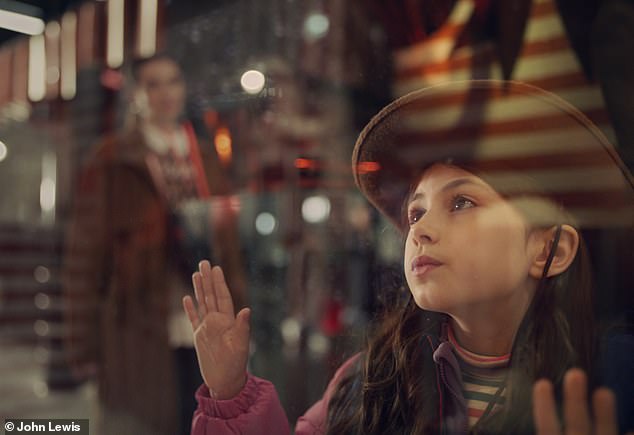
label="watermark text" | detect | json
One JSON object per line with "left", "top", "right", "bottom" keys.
{"left": 4, "top": 419, "right": 88, "bottom": 434}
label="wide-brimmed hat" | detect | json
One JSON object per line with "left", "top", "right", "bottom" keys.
{"left": 352, "top": 80, "right": 634, "bottom": 232}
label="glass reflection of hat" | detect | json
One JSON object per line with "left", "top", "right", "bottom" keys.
{"left": 353, "top": 80, "right": 634, "bottom": 231}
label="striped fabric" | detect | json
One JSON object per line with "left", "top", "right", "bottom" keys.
{"left": 393, "top": 0, "right": 611, "bottom": 135}
{"left": 448, "top": 326, "right": 510, "bottom": 428}
{"left": 461, "top": 366, "right": 508, "bottom": 428}
{"left": 389, "top": 0, "right": 633, "bottom": 228}
{"left": 143, "top": 125, "right": 200, "bottom": 207}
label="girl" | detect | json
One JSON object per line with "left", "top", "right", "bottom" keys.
{"left": 183, "top": 80, "right": 634, "bottom": 434}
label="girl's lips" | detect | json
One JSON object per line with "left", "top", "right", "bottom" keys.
{"left": 411, "top": 255, "right": 443, "bottom": 277}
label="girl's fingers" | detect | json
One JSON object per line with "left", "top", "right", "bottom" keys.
{"left": 192, "top": 271, "right": 207, "bottom": 318}
{"left": 592, "top": 388, "right": 618, "bottom": 435}
{"left": 534, "top": 369, "right": 619, "bottom": 435}
{"left": 235, "top": 307, "right": 251, "bottom": 342}
{"left": 182, "top": 295, "right": 200, "bottom": 331}
{"left": 533, "top": 378, "right": 561, "bottom": 435}
{"left": 563, "top": 369, "right": 591, "bottom": 435}
{"left": 211, "top": 266, "right": 235, "bottom": 315}
{"left": 200, "top": 260, "right": 218, "bottom": 312}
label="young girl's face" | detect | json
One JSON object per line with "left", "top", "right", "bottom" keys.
{"left": 404, "top": 164, "right": 543, "bottom": 323}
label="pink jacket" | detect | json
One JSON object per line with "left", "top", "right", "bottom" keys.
{"left": 191, "top": 355, "right": 360, "bottom": 435}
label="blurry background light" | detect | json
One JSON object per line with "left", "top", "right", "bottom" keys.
{"left": 240, "top": 69, "right": 265, "bottom": 94}
{"left": 356, "top": 161, "right": 380, "bottom": 174}
{"left": 60, "top": 12, "right": 77, "bottom": 100}
{"left": 106, "top": 0, "right": 124, "bottom": 68}
{"left": 303, "top": 12, "right": 329, "bottom": 41}
{"left": 307, "top": 332, "right": 330, "bottom": 355}
{"left": 100, "top": 68, "right": 124, "bottom": 90}
{"left": 34, "top": 266, "right": 50, "bottom": 283}
{"left": 0, "top": 140, "right": 7, "bottom": 162}
{"left": 255, "top": 212, "right": 277, "bottom": 235}
{"left": 33, "top": 319, "right": 49, "bottom": 337}
{"left": 137, "top": 0, "right": 157, "bottom": 57}
{"left": 40, "top": 184, "right": 55, "bottom": 208}
{"left": 301, "top": 195, "right": 331, "bottom": 224}
{"left": 294, "top": 158, "right": 316, "bottom": 170}
{"left": 280, "top": 317, "right": 301, "bottom": 346}
{"left": 214, "top": 126, "right": 232, "bottom": 164}
{"left": 0, "top": 9, "right": 44, "bottom": 35}
{"left": 40, "top": 152, "right": 57, "bottom": 222}
{"left": 27, "top": 34, "right": 46, "bottom": 102}
{"left": 34, "top": 292, "right": 50, "bottom": 310}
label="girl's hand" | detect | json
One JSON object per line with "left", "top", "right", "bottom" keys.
{"left": 182, "top": 260, "right": 251, "bottom": 400}
{"left": 533, "top": 368, "right": 626, "bottom": 435}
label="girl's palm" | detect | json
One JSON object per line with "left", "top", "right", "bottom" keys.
{"left": 183, "top": 260, "right": 250, "bottom": 400}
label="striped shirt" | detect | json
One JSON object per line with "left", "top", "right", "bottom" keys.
{"left": 448, "top": 327, "right": 510, "bottom": 428}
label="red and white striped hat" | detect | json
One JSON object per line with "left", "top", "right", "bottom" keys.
{"left": 352, "top": 80, "right": 634, "bottom": 231}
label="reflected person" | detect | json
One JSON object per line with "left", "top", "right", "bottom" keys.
{"left": 62, "top": 53, "right": 245, "bottom": 435}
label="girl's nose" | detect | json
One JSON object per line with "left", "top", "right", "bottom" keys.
{"left": 410, "top": 211, "right": 440, "bottom": 245}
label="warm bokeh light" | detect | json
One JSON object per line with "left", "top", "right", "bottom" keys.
{"left": 240, "top": 69, "right": 265, "bottom": 94}
{"left": 356, "top": 161, "right": 381, "bottom": 173}
{"left": 34, "top": 266, "right": 51, "bottom": 284}
{"left": 214, "top": 126, "right": 232, "bottom": 164}
{"left": 281, "top": 317, "right": 301, "bottom": 346}
{"left": 34, "top": 292, "right": 51, "bottom": 309}
{"left": 301, "top": 195, "right": 331, "bottom": 223}
{"left": 106, "top": 0, "right": 125, "bottom": 68}
{"left": 28, "top": 34, "right": 46, "bottom": 102}
{"left": 40, "top": 177, "right": 56, "bottom": 212}
{"left": 60, "top": 12, "right": 77, "bottom": 100}
{"left": 0, "top": 140, "right": 7, "bottom": 162}
{"left": 0, "top": 9, "right": 45, "bottom": 35}
{"left": 40, "top": 152, "right": 57, "bottom": 225}
{"left": 33, "top": 320, "right": 50, "bottom": 337}
{"left": 137, "top": 0, "right": 157, "bottom": 57}
{"left": 100, "top": 68, "right": 124, "bottom": 90}
{"left": 294, "top": 158, "right": 317, "bottom": 170}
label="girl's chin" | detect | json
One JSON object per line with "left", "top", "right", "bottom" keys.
{"left": 410, "top": 289, "right": 452, "bottom": 313}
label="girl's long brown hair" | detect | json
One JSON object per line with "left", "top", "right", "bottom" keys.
{"left": 325, "top": 235, "right": 595, "bottom": 434}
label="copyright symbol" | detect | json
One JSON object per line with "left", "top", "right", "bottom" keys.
{"left": 5, "top": 421, "right": 15, "bottom": 431}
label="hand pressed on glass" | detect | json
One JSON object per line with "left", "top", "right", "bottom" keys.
{"left": 533, "top": 368, "right": 626, "bottom": 435}
{"left": 182, "top": 260, "right": 251, "bottom": 400}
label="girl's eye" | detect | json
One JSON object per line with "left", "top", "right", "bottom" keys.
{"left": 451, "top": 195, "right": 476, "bottom": 211}
{"left": 407, "top": 207, "right": 426, "bottom": 226}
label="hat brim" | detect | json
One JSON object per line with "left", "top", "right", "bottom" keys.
{"left": 352, "top": 80, "right": 634, "bottom": 231}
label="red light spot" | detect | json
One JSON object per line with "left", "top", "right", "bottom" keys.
{"left": 294, "top": 158, "right": 314, "bottom": 169}
{"left": 357, "top": 161, "right": 380, "bottom": 174}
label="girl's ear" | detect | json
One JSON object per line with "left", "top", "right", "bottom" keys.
{"left": 529, "top": 225, "right": 580, "bottom": 279}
